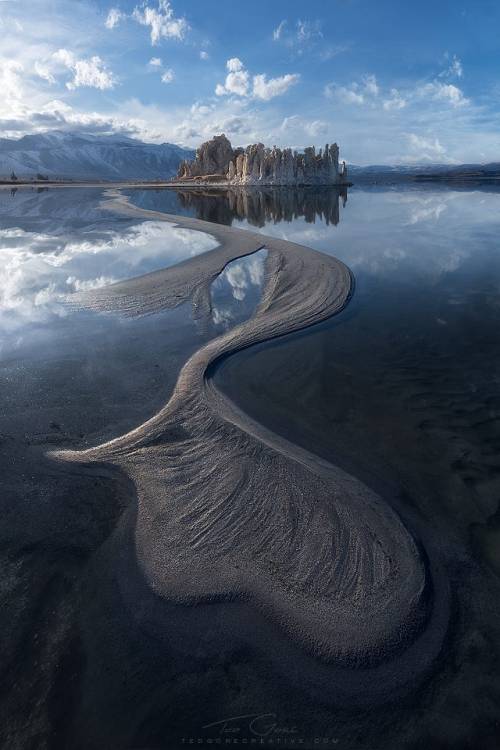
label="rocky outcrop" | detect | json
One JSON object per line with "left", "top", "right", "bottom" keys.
{"left": 177, "top": 134, "right": 234, "bottom": 180}
{"left": 176, "top": 134, "right": 349, "bottom": 186}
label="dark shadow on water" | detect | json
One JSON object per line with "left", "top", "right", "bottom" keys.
{"left": 126, "top": 185, "right": 348, "bottom": 227}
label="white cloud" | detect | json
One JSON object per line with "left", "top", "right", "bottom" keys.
{"left": 324, "top": 75, "right": 379, "bottom": 105}
{"left": 450, "top": 56, "right": 463, "bottom": 78}
{"left": 161, "top": 68, "right": 174, "bottom": 83}
{"left": 440, "top": 54, "right": 463, "bottom": 79}
{"left": 305, "top": 119, "right": 328, "bottom": 137}
{"left": 273, "top": 20, "right": 286, "bottom": 41}
{"left": 227, "top": 57, "right": 243, "bottom": 73}
{"left": 253, "top": 73, "right": 300, "bottom": 101}
{"left": 320, "top": 45, "right": 349, "bottom": 61}
{"left": 132, "top": 0, "right": 189, "bottom": 45}
{"left": 280, "top": 115, "right": 327, "bottom": 138}
{"left": 297, "top": 19, "right": 322, "bottom": 43}
{"left": 105, "top": 7, "right": 124, "bottom": 30}
{"left": 418, "top": 81, "right": 468, "bottom": 107}
{"left": 364, "top": 74, "right": 379, "bottom": 96}
{"left": 273, "top": 18, "right": 323, "bottom": 49}
{"left": 149, "top": 56, "right": 162, "bottom": 67}
{"left": 0, "top": 221, "right": 217, "bottom": 343}
{"left": 200, "top": 50, "right": 209, "bottom": 61}
{"left": 216, "top": 58, "right": 299, "bottom": 101}
{"left": 325, "top": 83, "right": 363, "bottom": 105}
{"left": 407, "top": 133, "right": 447, "bottom": 161}
{"left": 0, "top": 60, "right": 24, "bottom": 99}
{"left": 383, "top": 88, "right": 406, "bottom": 110}
{"left": 215, "top": 58, "right": 250, "bottom": 97}
{"left": 34, "top": 62, "right": 55, "bottom": 84}
{"left": 53, "top": 49, "right": 116, "bottom": 90}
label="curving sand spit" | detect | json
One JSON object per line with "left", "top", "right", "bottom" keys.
{"left": 53, "top": 190, "right": 448, "bottom": 702}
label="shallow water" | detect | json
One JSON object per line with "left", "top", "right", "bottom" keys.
{"left": 0, "top": 187, "right": 220, "bottom": 444}
{"left": 210, "top": 248, "right": 267, "bottom": 331}
{"left": 8, "top": 183, "right": 498, "bottom": 569}
{"left": 210, "top": 186, "right": 500, "bottom": 575}
{"left": 2, "top": 183, "right": 500, "bottom": 748}
{"left": 126, "top": 185, "right": 500, "bottom": 580}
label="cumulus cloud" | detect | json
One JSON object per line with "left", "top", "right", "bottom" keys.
{"left": 147, "top": 56, "right": 174, "bottom": 83}
{"left": 34, "top": 62, "right": 55, "bottom": 84}
{"left": 417, "top": 81, "right": 468, "bottom": 107}
{"left": 215, "top": 58, "right": 299, "bottom": 100}
{"left": 406, "top": 133, "right": 447, "bottom": 161}
{"left": 161, "top": 68, "right": 174, "bottom": 83}
{"left": 325, "top": 71, "right": 467, "bottom": 116}
{"left": 200, "top": 50, "right": 209, "bottom": 61}
{"left": 53, "top": 48, "right": 116, "bottom": 90}
{"left": 215, "top": 57, "right": 250, "bottom": 97}
{"left": 132, "top": 0, "right": 189, "bottom": 45}
{"left": 253, "top": 73, "right": 300, "bottom": 100}
{"left": 105, "top": 7, "right": 124, "bottom": 29}
{"left": 1, "top": 60, "right": 24, "bottom": 99}
{"left": 0, "top": 96, "right": 141, "bottom": 140}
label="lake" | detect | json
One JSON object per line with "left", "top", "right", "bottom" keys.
{"left": 1, "top": 183, "right": 499, "bottom": 749}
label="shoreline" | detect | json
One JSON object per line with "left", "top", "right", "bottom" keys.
{"left": 0, "top": 179, "right": 353, "bottom": 190}
{"left": 51, "top": 191, "right": 448, "bottom": 699}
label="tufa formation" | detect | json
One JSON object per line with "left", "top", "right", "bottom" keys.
{"left": 176, "top": 134, "right": 348, "bottom": 186}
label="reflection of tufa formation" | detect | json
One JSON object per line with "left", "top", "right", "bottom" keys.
{"left": 175, "top": 186, "right": 347, "bottom": 227}
{"left": 176, "top": 134, "right": 349, "bottom": 186}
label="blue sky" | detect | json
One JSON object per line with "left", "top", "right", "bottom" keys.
{"left": 1, "top": 0, "right": 500, "bottom": 164}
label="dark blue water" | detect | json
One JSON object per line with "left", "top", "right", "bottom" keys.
{"left": 126, "top": 184, "right": 500, "bottom": 579}
{"left": 2, "top": 184, "right": 500, "bottom": 748}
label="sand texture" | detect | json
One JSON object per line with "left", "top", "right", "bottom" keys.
{"left": 53, "top": 190, "right": 448, "bottom": 703}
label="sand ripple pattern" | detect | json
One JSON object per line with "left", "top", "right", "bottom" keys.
{"left": 53, "top": 191, "right": 447, "bottom": 695}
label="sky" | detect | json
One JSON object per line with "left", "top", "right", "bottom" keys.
{"left": 1, "top": 0, "right": 500, "bottom": 164}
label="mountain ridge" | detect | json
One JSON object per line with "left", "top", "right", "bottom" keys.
{"left": 0, "top": 131, "right": 194, "bottom": 180}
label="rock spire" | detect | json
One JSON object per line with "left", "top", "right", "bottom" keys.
{"left": 176, "top": 134, "right": 348, "bottom": 185}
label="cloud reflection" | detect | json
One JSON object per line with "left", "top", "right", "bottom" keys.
{"left": 210, "top": 250, "right": 267, "bottom": 330}
{"left": 0, "top": 219, "right": 217, "bottom": 344}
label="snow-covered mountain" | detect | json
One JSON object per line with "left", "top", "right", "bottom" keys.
{"left": 0, "top": 131, "right": 194, "bottom": 180}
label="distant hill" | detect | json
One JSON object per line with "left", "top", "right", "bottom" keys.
{"left": 0, "top": 131, "right": 194, "bottom": 181}
{"left": 349, "top": 162, "right": 500, "bottom": 184}
{"left": 413, "top": 163, "right": 500, "bottom": 183}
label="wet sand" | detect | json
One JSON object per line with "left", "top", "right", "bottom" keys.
{"left": 0, "top": 189, "right": 475, "bottom": 749}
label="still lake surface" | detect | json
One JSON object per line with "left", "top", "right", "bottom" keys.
{"left": 2, "top": 182, "right": 500, "bottom": 569}
{"left": 1, "top": 183, "right": 500, "bottom": 747}
{"left": 128, "top": 183, "right": 500, "bottom": 576}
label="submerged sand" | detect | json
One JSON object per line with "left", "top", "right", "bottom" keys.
{"left": 52, "top": 190, "right": 449, "bottom": 705}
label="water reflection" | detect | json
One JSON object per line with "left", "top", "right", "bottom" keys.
{"left": 211, "top": 185, "right": 500, "bottom": 588}
{"left": 0, "top": 187, "right": 220, "bottom": 445}
{"left": 210, "top": 249, "right": 267, "bottom": 331}
{"left": 3, "top": 183, "right": 500, "bottom": 748}
{"left": 128, "top": 186, "right": 348, "bottom": 227}
{"left": 0, "top": 188, "right": 217, "bottom": 351}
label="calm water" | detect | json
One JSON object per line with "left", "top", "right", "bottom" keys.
{"left": 3, "top": 184, "right": 500, "bottom": 562}
{"left": 2, "top": 183, "right": 500, "bottom": 747}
